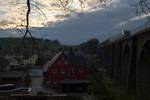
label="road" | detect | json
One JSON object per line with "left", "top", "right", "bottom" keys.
{"left": 30, "top": 77, "right": 57, "bottom": 96}
{"left": 29, "top": 68, "right": 56, "bottom": 96}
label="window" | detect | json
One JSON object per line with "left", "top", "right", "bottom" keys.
{"left": 53, "top": 79, "right": 57, "bottom": 84}
{"left": 79, "top": 68, "right": 83, "bottom": 73}
{"left": 70, "top": 68, "right": 74, "bottom": 74}
{"left": 64, "top": 61, "right": 68, "bottom": 65}
{"left": 61, "top": 69, "right": 65, "bottom": 74}
{"left": 58, "top": 61, "right": 62, "bottom": 65}
{"left": 53, "top": 69, "right": 56, "bottom": 74}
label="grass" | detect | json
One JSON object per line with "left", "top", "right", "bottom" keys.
{"left": 37, "top": 91, "right": 49, "bottom": 96}
{"left": 88, "top": 75, "right": 111, "bottom": 100}
{"left": 88, "top": 73, "right": 140, "bottom": 100}
{"left": 71, "top": 96, "right": 84, "bottom": 100}
{"left": 0, "top": 92, "right": 11, "bottom": 96}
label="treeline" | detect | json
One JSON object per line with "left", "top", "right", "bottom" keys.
{"left": 0, "top": 37, "right": 61, "bottom": 50}
{"left": 79, "top": 38, "right": 100, "bottom": 55}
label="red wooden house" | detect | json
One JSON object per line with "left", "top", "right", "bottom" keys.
{"left": 44, "top": 50, "right": 89, "bottom": 90}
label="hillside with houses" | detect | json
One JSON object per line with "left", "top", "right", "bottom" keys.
{"left": 0, "top": 38, "right": 102, "bottom": 99}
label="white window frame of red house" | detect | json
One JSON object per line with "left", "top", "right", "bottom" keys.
{"left": 61, "top": 69, "right": 65, "bottom": 74}
{"left": 70, "top": 68, "right": 74, "bottom": 74}
{"left": 53, "top": 78, "right": 57, "bottom": 84}
{"left": 53, "top": 69, "right": 57, "bottom": 74}
{"left": 64, "top": 61, "right": 68, "bottom": 65}
{"left": 79, "top": 68, "right": 83, "bottom": 73}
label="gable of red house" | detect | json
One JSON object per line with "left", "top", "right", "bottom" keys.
{"left": 48, "top": 51, "right": 87, "bottom": 85}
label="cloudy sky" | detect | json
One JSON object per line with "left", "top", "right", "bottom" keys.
{"left": 0, "top": 0, "right": 148, "bottom": 45}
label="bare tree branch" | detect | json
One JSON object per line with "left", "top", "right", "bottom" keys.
{"left": 30, "top": 2, "right": 47, "bottom": 20}
{"left": 22, "top": 0, "right": 107, "bottom": 49}
{"left": 23, "top": 0, "right": 35, "bottom": 48}
{"left": 134, "top": 0, "right": 150, "bottom": 24}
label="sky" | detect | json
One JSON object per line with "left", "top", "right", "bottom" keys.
{"left": 0, "top": 0, "right": 148, "bottom": 45}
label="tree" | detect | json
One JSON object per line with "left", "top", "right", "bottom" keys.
{"left": 36, "top": 55, "right": 49, "bottom": 66}
{"left": 53, "top": 40, "right": 60, "bottom": 45}
{"left": 0, "top": 57, "right": 9, "bottom": 71}
{"left": 80, "top": 38, "right": 99, "bottom": 54}
{"left": 0, "top": 45, "right": 2, "bottom": 50}
{"left": 135, "top": 0, "right": 150, "bottom": 20}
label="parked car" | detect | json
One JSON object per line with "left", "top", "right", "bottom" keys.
{"left": 0, "top": 84, "right": 15, "bottom": 92}
{"left": 14, "top": 87, "right": 32, "bottom": 94}
{"left": 0, "top": 84, "right": 32, "bottom": 94}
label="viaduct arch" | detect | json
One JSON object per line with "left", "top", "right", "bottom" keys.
{"left": 100, "top": 27, "right": 150, "bottom": 96}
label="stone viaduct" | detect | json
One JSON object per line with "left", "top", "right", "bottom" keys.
{"left": 100, "top": 27, "right": 150, "bottom": 96}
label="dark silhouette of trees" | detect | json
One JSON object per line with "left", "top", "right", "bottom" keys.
{"left": 0, "top": 57, "right": 9, "bottom": 71}
{"left": 80, "top": 38, "right": 99, "bottom": 54}
{"left": 134, "top": 0, "right": 150, "bottom": 24}
{"left": 53, "top": 40, "right": 60, "bottom": 45}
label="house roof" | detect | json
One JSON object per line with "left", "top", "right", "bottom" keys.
{"left": 65, "top": 50, "right": 87, "bottom": 67}
{"left": 60, "top": 80, "right": 90, "bottom": 84}
{"left": 0, "top": 71, "right": 25, "bottom": 78}
{"left": 44, "top": 50, "right": 87, "bottom": 72}
{"left": 0, "top": 50, "right": 14, "bottom": 56}
{"left": 28, "top": 69, "right": 43, "bottom": 77}
{"left": 43, "top": 52, "right": 62, "bottom": 72}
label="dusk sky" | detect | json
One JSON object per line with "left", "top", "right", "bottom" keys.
{"left": 0, "top": 0, "right": 148, "bottom": 45}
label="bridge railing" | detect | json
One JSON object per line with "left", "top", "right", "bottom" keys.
{"left": 101, "top": 22, "right": 150, "bottom": 46}
{"left": 130, "top": 23, "right": 150, "bottom": 35}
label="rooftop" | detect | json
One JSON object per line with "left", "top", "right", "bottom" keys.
{"left": 64, "top": 49, "right": 87, "bottom": 67}
{"left": 0, "top": 71, "right": 25, "bottom": 78}
{"left": 60, "top": 80, "right": 90, "bottom": 84}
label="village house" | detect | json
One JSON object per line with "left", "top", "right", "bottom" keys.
{"left": 8, "top": 57, "right": 18, "bottom": 66}
{"left": 4, "top": 51, "right": 38, "bottom": 68}
{"left": 44, "top": 50, "right": 89, "bottom": 91}
{"left": 29, "top": 54, "right": 38, "bottom": 65}
{"left": 0, "top": 71, "right": 27, "bottom": 87}
{"left": 2, "top": 51, "right": 17, "bottom": 66}
{"left": 22, "top": 54, "right": 38, "bottom": 65}
{"left": 42, "top": 50, "right": 51, "bottom": 57}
